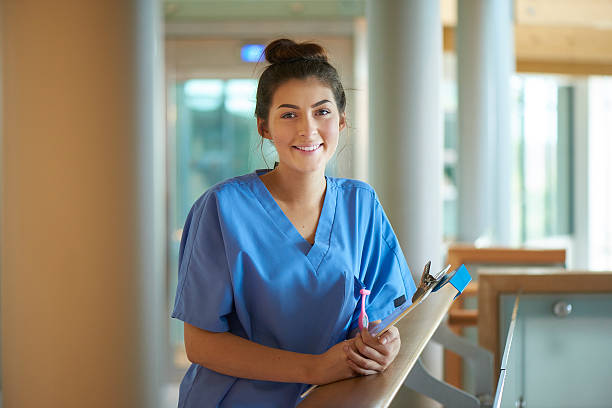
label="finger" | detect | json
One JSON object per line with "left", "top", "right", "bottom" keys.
{"left": 359, "top": 330, "right": 400, "bottom": 367}
{"left": 354, "top": 333, "right": 386, "bottom": 363}
{"left": 346, "top": 341, "right": 384, "bottom": 372}
{"left": 377, "top": 332, "right": 391, "bottom": 345}
{"left": 355, "top": 339, "right": 395, "bottom": 370}
{"left": 346, "top": 358, "right": 378, "bottom": 376}
{"left": 360, "top": 327, "right": 390, "bottom": 355}
{"left": 377, "top": 327, "right": 399, "bottom": 346}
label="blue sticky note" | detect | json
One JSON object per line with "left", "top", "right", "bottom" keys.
{"left": 432, "top": 264, "right": 472, "bottom": 298}
{"left": 449, "top": 264, "right": 472, "bottom": 298}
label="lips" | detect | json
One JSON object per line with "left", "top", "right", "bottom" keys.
{"left": 293, "top": 143, "right": 323, "bottom": 152}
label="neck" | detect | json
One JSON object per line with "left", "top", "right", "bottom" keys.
{"left": 262, "top": 164, "right": 326, "bottom": 207}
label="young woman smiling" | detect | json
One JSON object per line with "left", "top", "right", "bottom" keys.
{"left": 171, "top": 38, "right": 416, "bottom": 407}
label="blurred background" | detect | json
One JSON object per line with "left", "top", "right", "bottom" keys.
{"left": 2, "top": 0, "right": 611, "bottom": 407}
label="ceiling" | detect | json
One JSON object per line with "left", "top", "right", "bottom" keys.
{"left": 163, "top": 0, "right": 364, "bottom": 21}
{"left": 163, "top": 0, "right": 612, "bottom": 29}
{"left": 162, "top": 0, "right": 612, "bottom": 74}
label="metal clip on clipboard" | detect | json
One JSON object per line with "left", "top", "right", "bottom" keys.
{"left": 412, "top": 261, "right": 452, "bottom": 305}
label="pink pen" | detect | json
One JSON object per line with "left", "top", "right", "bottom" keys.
{"left": 300, "top": 286, "right": 372, "bottom": 400}
{"left": 358, "top": 288, "right": 371, "bottom": 330}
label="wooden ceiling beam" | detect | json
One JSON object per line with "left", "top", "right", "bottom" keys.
{"left": 516, "top": 0, "right": 612, "bottom": 29}
{"left": 443, "top": 25, "right": 612, "bottom": 75}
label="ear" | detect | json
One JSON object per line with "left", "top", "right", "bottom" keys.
{"left": 338, "top": 112, "right": 347, "bottom": 132}
{"left": 257, "top": 117, "right": 272, "bottom": 140}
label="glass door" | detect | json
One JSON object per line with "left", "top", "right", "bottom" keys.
{"left": 167, "top": 77, "right": 276, "bottom": 372}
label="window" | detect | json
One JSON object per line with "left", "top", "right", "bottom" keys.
{"left": 512, "top": 75, "right": 574, "bottom": 244}
{"left": 588, "top": 76, "right": 612, "bottom": 269}
{"left": 441, "top": 63, "right": 576, "bottom": 249}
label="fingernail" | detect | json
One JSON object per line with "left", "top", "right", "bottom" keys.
{"left": 381, "top": 338, "right": 387, "bottom": 345}
{"left": 343, "top": 345, "right": 348, "bottom": 352}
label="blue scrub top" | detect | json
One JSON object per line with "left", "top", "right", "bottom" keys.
{"left": 172, "top": 170, "right": 417, "bottom": 408}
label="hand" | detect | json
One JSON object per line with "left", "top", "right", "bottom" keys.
{"left": 312, "top": 339, "right": 358, "bottom": 385}
{"left": 345, "top": 323, "right": 401, "bottom": 376}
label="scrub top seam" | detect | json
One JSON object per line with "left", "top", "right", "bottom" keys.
{"left": 181, "top": 365, "right": 203, "bottom": 406}
{"left": 334, "top": 183, "right": 376, "bottom": 201}
{"left": 312, "top": 182, "right": 338, "bottom": 273}
{"left": 208, "top": 178, "right": 244, "bottom": 194}
{"left": 175, "top": 196, "right": 208, "bottom": 309}
{"left": 217, "top": 376, "right": 239, "bottom": 407}
{"left": 380, "top": 232, "right": 409, "bottom": 297}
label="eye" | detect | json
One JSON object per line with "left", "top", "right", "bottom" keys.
{"left": 281, "top": 111, "right": 296, "bottom": 119}
{"left": 316, "top": 108, "right": 331, "bottom": 116}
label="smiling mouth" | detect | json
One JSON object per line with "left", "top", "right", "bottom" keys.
{"left": 293, "top": 144, "right": 323, "bottom": 152}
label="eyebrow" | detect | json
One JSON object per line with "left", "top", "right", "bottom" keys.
{"left": 276, "top": 99, "right": 332, "bottom": 110}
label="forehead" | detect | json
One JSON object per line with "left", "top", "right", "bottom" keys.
{"left": 272, "top": 77, "right": 336, "bottom": 106}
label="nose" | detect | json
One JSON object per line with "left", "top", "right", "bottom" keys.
{"left": 297, "top": 115, "right": 318, "bottom": 137}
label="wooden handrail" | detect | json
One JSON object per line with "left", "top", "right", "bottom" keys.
{"left": 446, "top": 246, "right": 566, "bottom": 272}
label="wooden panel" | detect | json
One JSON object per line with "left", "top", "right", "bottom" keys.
{"left": 301, "top": 283, "right": 459, "bottom": 408}
{"left": 515, "top": 25, "right": 612, "bottom": 63}
{"left": 516, "top": 0, "right": 612, "bottom": 28}
{"left": 441, "top": 0, "right": 612, "bottom": 29}
{"left": 448, "top": 309, "right": 478, "bottom": 326}
{"left": 478, "top": 269, "right": 612, "bottom": 378}
{"left": 442, "top": 25, "right": 612, "bottom": 75}
{"left": 516, "top": 59, "right": 612, "bottom": 75}
{"left": 443, "top": 25, "right": 454, "bottom": 52}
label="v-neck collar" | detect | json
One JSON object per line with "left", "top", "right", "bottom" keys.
{"left": 250, "top": 169, "right": 337, "bottom": 272}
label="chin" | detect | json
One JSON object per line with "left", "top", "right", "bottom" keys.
{"left": 292, "top": 163, "right": 326, "bottom": 174}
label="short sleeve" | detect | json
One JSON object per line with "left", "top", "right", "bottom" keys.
{"left": 171, "top": 190, "right": 233, "bottom": 332}
{"left": 350, "top": 199, "right": 417, "bottom": 330}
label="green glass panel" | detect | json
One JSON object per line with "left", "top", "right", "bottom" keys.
{"left": 500, "top": 293, "right": 612, "bottom": 408}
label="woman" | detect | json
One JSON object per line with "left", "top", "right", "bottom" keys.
{"left": 172, "top": 38, "right": 417, "bottom": 407}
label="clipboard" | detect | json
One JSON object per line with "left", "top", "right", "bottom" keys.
{"left": 369, "top": 263, "right": 471, "bottom": 338}
{"left": 300, "top": 263, "right": 471, "bottom": 399}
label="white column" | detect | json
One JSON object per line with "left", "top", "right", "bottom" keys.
{"left": 135, "top": 1, "right": 167, "bottom": 407}
{"left": 353, "top": 17, "right": 369, "bottom": 183}
{"left": 457, "top": 0, "right": 514, "bottom": 245}
{"left": 367, "top": 0, "right": 443, "bottom": 405}
{"left": 0, "top": 1, "right": 165, "bottom": 407}
{"left": 457, "top": 0, "right": 493, "bottom": 244}
{"left": 491, "top": 0, "right": 514, "bottom": 246}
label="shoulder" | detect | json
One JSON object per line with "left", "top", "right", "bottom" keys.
{"left": 328, "top": 177, "right": 377, "bottom": 201}
{"left": 189, "top": 172, "right": 258, "bottom": 215}
{"left": 327, "top": 176, "right": 382, "bottom": 210}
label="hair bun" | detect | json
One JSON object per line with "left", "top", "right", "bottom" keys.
{"left": 264, "top": 38, "right": 328, "bottom": 64}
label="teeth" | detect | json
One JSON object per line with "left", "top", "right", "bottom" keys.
{"left": 295, "top": 144, "right": 321, "bottom": 152}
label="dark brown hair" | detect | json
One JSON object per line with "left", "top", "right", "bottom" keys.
{"left": 255, "top": 39, "right": 347, "bottom": 122}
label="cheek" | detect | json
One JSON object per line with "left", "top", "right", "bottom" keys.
{"left": 326, "top": 134, "right": 340, "bottom": 151}
{"left": 322, "top": 121, "right": 341, "bottom": 142}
